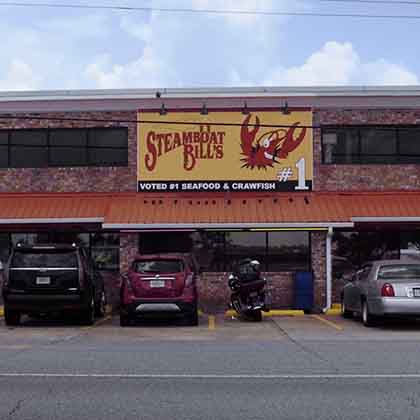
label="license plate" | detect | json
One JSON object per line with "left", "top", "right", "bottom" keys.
{"left": 249, "top": 292, "right": 258, "bottom": 297}
{"left": 36, "top": 277, "right": 51, "bottom": 285}
{"left": 150, "top": 280, "right": 165, "bottom": 288}
{"left": 413, "top": 288, "right": 420, "bottom": 297}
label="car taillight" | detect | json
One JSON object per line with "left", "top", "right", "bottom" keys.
{"left": 381, "top": 283, "right": 395, "bottom": 297}
{"left": 185, "top": 274, "right": 194, "bottom": 287}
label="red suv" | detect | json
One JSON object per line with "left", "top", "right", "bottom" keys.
{"left": 120, "top": 253, "right": 199, "bottom": 326}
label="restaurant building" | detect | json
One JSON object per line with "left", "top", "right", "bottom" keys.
{"left": 1, "top": 86, "right": 420, "bottom": 312}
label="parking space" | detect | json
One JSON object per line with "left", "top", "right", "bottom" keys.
{"left": 2, "top": 310, "right": 420, "bottom": 345}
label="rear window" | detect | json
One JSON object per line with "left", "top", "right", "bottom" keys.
{"left": 133, "top": 259, "right": 184, "bottom": 274}
{"left": 377, "top": 264, "right": 420, "bottom": 279}
{"left": 11, "top": 250, "right": 79, "bottom": 268}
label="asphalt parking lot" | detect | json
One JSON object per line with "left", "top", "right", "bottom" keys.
{"left": 2, "top": 312, "right": 420, "bottom": 420}
{"left": 2, "top": 309, "right": 420, "bottom": 342}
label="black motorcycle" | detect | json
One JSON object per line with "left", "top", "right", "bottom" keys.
{"left": 228, "top": 259, "right": 271, "bottom": 322}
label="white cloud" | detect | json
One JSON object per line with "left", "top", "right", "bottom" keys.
{"left": 0, "top": 59, "right": 41, "bottom": 91}
{"left": 85, "top": 0, "right": 296, "bottom": 88}
{"left": 264, "top": 41, "right": 418, "bottom": 86}
{"left": 84, "top": 47, "right": 167, "bottom": 89}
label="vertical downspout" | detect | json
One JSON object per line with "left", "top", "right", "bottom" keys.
{"left": 323, "top": 227, "right": 333, "bottom": 313}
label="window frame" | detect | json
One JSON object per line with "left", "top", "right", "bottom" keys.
{"left": 0, "top": 127, "right": 129, "bottom": 168}
{"left": 321, "top": 125, "right": 420, "bottom": 165}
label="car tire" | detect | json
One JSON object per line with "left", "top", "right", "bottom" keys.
{"left": 341, "top": 298, "right": 353, "bottom": 319}
{"left": 4, "top": 308, "right": 21, "bottom": 326}
{"left": 95, "top": 289, "right": 107, "bottom": 318}
{"left": 80, "top": 296, "right": 95, "bottom": 326}
{"left": 361, "top": 300, "right": 377, "bottom": 327}
{"left": 186, "top": 308, "right": 199, "bottom": 326}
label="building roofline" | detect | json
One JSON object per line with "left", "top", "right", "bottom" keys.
{"left": 1, "top": 85, "right": 420, "bottom": 102}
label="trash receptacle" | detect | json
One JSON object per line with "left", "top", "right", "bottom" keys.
{"left": 294, "top": 271, "right": 314, "bottom": 313}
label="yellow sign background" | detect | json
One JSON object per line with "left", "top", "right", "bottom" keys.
{"left": 138, "top": 111, "right": 313, "bottom": 182}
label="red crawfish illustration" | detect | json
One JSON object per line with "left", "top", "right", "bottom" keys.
{"left": 240, "top": 114, "right": 307, "bottom": 169}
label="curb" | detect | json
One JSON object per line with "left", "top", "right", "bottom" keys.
{"left": 225, "top": 309, "right": 305, "bottom": 317}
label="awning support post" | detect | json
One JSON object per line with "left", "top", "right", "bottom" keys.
{"left": 323, "top": 226, "right": 333, "bottom": 313}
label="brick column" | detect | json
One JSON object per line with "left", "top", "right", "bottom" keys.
{"left": 120, "top": 233, "right": 139, "bottom": 274}
{"left": 311, "top": 231, "right": 327, "bottom": 312}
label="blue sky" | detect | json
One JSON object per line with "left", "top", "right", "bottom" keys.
{"left": 0, "top": 0, "right": 419, "bottom": 91}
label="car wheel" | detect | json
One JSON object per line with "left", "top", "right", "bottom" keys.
{"left": 95, "top": 289, "right": 107, "bottom": 318}
{"left": 4, "top": 308, "right": 21, "bottom": 326}
{"left": 341, "top": 298, "right": 353, "bottom": 319}
{"left": 361, "top": 300, "right": 376, "bottom": 327}
{"left": 80, "top": 296, "right": 95, "bottom": 326}
{"left": 186, "top": 308, "right": 199, "bottom": 326}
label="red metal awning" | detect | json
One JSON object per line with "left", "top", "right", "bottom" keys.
{"left": 0, "top": 191, "right": 419, "bottom": 229}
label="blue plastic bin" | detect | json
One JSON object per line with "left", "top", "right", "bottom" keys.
{"left": 294, "top": 271, "right": 314, "bottom": 312}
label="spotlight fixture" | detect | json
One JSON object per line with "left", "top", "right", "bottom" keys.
{"left": 159, "top": 103, "right": 167, "bottom": 116}
{"left": 281, "top": 100, "right": 290, "bottom": 115}
{"left": 200, "top": 103, "right": 208, "bottom": 115}
{"left": 242, "top": 101, "right": 249, "bottom": 115}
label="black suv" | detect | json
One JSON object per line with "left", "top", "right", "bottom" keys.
{"left": 2, "top": 243, "right": 107, "bottom": 326}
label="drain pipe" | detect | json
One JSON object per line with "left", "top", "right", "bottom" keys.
{"left": 322, "top": 227, "right": 333, "bottom": 313}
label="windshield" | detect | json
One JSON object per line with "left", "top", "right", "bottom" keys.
{"left": 134, "top": 259, "right": 183, "bottom": 274}
{"left": 11, "top": 250, "right": 79, "bottom": 268}
{"left": 377, "top": 264, "right": 420, "bottom": 279}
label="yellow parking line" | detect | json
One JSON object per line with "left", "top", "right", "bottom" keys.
{"left": 311, "top": 315, "right": 343, "bottom": 331}
{"left": 208, "top": 315, "right": 216, "bottom": 330}
{"left": 81, "top": 315, "right": 111, "bottom": 330}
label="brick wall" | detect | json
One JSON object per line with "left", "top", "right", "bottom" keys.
{"left": 311, "top": 231, "right": 327, "bottom": 311}
{"left": 119, "top": 233, "right": 138, "bottom": 274}
{"left": 314, "top": 109, "right": 420, "bottom": 191}
{"left": 197, "top": 272, "right": 295, "bottom": 313}
{"left": 0, "top": 111, "right": 138, "bottom": 192}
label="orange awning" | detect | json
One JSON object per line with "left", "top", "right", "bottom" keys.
{"left": 0, "top": 193, "right": 110, "bottom": 225}
{"left": 0, "top": 191, "right": 420, "bottom": 229}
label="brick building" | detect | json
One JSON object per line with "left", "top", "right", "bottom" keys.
{"left": 1, "top": 86, "right": 420, "bottom": 312}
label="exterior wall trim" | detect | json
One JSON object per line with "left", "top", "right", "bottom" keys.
{"left": 352, "top": 217, "right": 420, "bottom": 222}
{"left": 103, "top": 222, "right": 354, "bottom": 230}
{"left": 0, "top": 217, "right": 104, "bottom": 224}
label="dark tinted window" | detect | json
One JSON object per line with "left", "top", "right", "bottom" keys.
{"left": 322, "top": 126, "right": 420, "bottom": 165}
{"left": 10, "top": 146, "right": 48, "bottom": 168}
{"left": 0, "top": 233, "right": 10, "bottom": 264}
{"left": 140, "top": 232, "right": 193, "bottom": 254}
{"left": 267, "top": 231, "right": 310, "bottom": 271}
{"left": 378, "top": 264, "right": 420, "bottom": 279}
{"left": 91, "top": 233, "right": 120, "bottom": 271}
{"left": 49, "top": 147, "right": 87, "bottom": 166}
{"left": 0, "top": 145, "right": 8, "bottom": 167}
{"left": 12, "top": 250, "right": 79, "bottom": 268}
{"left": 10, "top": 130, "right": 47, "bottom": 146}
{"left": 89, "top": 128, "right": 128, "bottom": 148}
{"left": 50, "top": 129, "right": 87, "bottom": 147}
{"left": 225, "top": 232, "right": 266, "bottom": 271}
{"left": 88, "top": 148, "right": 127, "bottom": 166}
{"left": 134, "top": 259, "right": 183, "bottom": 274}
{"left": 0, "top": 127, "right": 128, "bottom": 168}
{"left": 0, "top": 131, "right": 8, "bottom": 144}
{"left": 360, "top": 128, "right": 396, "bottom": 163}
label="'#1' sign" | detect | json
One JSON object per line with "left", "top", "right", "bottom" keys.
{"left": 137, "top": 110, "right": 313, "bottom": 193}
